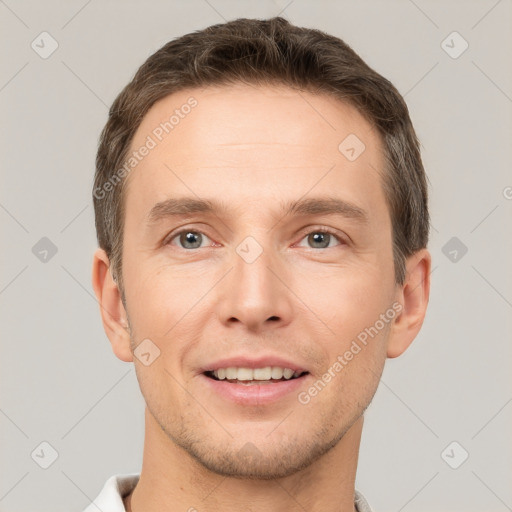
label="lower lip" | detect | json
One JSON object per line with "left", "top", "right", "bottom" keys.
{"left": 200, "top": 373, "right": 309, "bottom": 405}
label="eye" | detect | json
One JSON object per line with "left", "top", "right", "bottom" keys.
{"left": 166, "top": 230, "right": 213, "bottom": 250}
{"left": 164, "top": 227, "right": 346, "bottom": 251}
{"left": 296, "top": 228, "right": 345, "bottom": 249}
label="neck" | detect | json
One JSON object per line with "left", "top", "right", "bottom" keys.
{"left": 125, "top": 408, "right": 363, "bottom": 512}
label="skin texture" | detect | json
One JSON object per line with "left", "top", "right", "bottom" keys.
{"left": 92, "top": 83, "right": 431, "bottom": 512}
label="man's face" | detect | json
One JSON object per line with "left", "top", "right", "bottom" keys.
{"left": 120, "top": 83, "right": 399, "bottom": 478}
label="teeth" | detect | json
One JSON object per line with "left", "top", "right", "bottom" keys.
{"left": 212, "top": 366, "right": 301, "bottom": 381}
{"left": 253, "top": 367, "right": 272, "bottom": 380}
{"left": 225, "top": 367, "right": 238, "bottom": 379}
{"left": 237, "top": 367, "right": 253, "bottom": 380}
{"left": 283, "top": 368, "right": 294, "bottom": 379}
{"left": 271, "top": 367, "right": 283, "bottom": 379}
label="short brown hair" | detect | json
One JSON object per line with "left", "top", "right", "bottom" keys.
{"left": 93, "top": 16, "right": 429, "bottom": 301}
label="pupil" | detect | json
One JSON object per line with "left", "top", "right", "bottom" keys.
{"left": 181, "top": 231, "right": 201, "bottom": 249}
{"left": 310, "top": 232, "right": 329, "bottom": 248}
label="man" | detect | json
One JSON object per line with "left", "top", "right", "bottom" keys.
{"left": 89, "top": 16, "right": 430, "bottom": 512}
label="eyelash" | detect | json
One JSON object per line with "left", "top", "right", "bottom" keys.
{"left": 164, "top": 226, "right": 347, "bottom": 250}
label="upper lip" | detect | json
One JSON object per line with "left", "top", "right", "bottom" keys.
{"left": 201, "top": 355, "right": 309, "bottom": 374}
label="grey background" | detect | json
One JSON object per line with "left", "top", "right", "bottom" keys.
{"left": 1, "top": 0, "right": 511, "bottom": 511}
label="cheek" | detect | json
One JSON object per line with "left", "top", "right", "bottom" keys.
{"left": 124, "top": 259, "right": 211, "bottom": 334}
{"left": 124, "top": 262, "right": 214, "bottom": 385}
{"left": 133, "top": 359, "right": 184, "bottom": 426}
{"left": 302, "top": 268, "right": 394, "bottom": 375}
{"left": 308, "top": 320, "right": 389, "bottom": 412}
{"left": 301, "top": 262, "right": 392, "bottom": 324}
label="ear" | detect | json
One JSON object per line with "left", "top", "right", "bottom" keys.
{"left": 91, "top": 248, "right": 133, "bottom": 362}
{"left": 387, "top": 248, "right": 431, "bottom": 359}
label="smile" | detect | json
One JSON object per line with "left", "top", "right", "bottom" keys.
{"left": 201, "top": 368, "right": 310, "bottom": 404}
{"left": 205, "top": 366, "right": 307, "bottom": 384}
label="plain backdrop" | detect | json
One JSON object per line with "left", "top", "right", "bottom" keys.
{"left": 1, "top": 1, "right": 511, "bottom": 511}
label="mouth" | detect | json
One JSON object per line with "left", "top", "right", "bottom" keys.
{"left": 199, "top": 357, "right": 311, "bottom": 404}
{"left": 203, "top": 367, "right": 310, "bottom": 386}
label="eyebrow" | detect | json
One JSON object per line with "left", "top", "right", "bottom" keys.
{"left": 146, "top": 196, "right": 369, "bottom": 226}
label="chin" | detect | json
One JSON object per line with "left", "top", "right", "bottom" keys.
{"left": 172, "top": 426, "right": 347, "bottom": 480}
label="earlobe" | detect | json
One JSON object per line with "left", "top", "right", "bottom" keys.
{"left": 387, "top": 248, "right": 431, "bottom": 359}
{"left": 91, "top": 248, "right": 133, "bottom": 363}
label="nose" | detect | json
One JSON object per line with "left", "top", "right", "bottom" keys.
{"left": 216, "top": 240, "right": 294, "bottom": 333}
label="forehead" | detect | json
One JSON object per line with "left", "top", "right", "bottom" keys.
{"left": 123, "top": 83, "right": 387, "bottom": 225}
